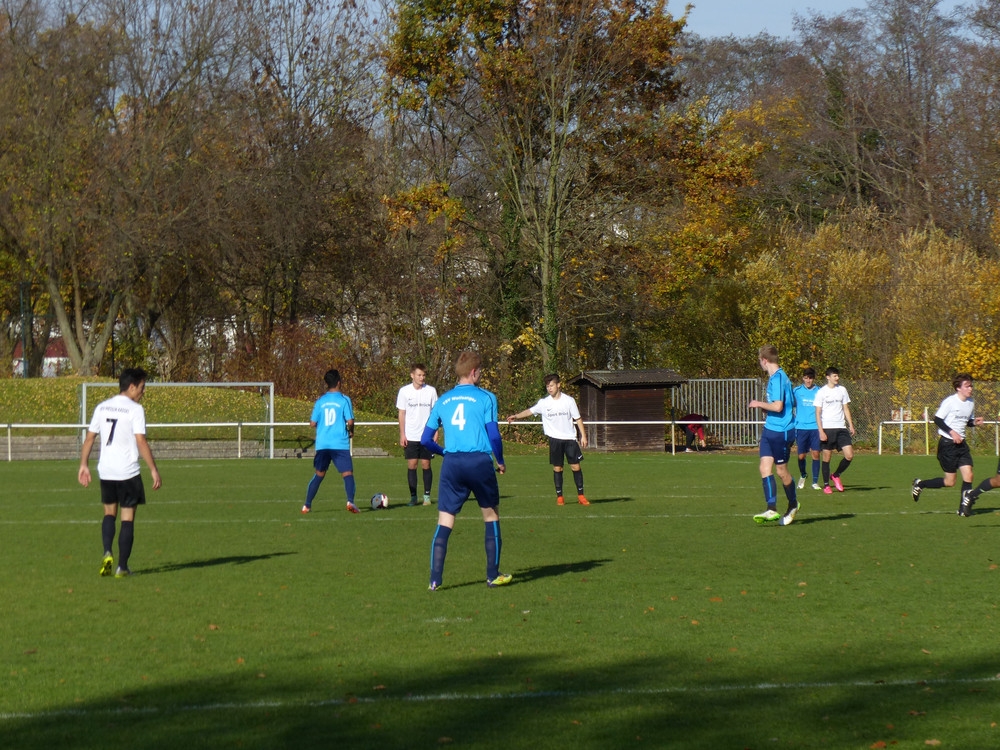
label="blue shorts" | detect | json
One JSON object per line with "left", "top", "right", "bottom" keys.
{"left": 760, "top": 428, "right": 794, "bottom": 464}
{"left": 437, "top": 452, "right": 500, "bottom": 515}
{"left": 314, "top": 449, "right": 353, "bottom": 474}
{"left": 796, "top": 428, "right": 821, "bottom": 454}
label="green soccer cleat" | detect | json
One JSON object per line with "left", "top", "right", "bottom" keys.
{"left": 486, "top": 573, "right": 513, "bottom": 588}
{"left": 99, "top": 553, "right": 114, "bottom": 577}
{"left": 753, "top": 509, "right": 781, "bottom": 524}
{"left": 114, "top": 567, "right": 132, "bottom": 578}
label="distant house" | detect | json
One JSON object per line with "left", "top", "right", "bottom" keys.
{"left": 12, "top": 338, "right": 71, "bottom": 377}
{"left": 568, "top": 369, "right": 688, "bottom": 451}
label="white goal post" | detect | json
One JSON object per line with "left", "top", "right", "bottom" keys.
{"left": 80, "top": 381, "right": 276, "bottom": 458}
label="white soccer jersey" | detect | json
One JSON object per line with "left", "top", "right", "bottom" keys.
{"left": 935, "top": 393, "right": 975, "bottom": 439}
{"left": 88, "top": 394, "right": 146, "bottom": 481}
{"left": 530, "top": 394, "right": 581, "bottom": 441}
{"left": 815, "top": 385, "right": 851, "bottom": 429}
{"left": 396, "top": 383, "right": 438, "bottom": 440}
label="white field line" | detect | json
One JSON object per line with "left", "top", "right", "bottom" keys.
{"left": 0, "top": 507, "right": 980, "bottom": 525}
{"left": 2, "top": 674, "right": 999, "bottom": 721}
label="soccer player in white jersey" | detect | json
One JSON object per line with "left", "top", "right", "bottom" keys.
{"left": 912, "top": 374, "right": 983, "bottom": 514}
{"left": 814, "top": 366, "right": 856, "bottom": 494}
{"left": 507, "top": 373, "right": 590, "bottom": 506}
{"left": 397, "top": 363, "right": 438, "bottom": 506}
{"left": 78, "top": 368, "right": 162, "bottom": 578}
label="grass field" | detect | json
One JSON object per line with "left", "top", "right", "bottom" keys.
{"left": 2, "top": 450, "right": 999, "bottom": 749}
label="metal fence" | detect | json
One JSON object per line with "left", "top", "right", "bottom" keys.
{"left": 672, "top": 378, "right": 1000, "bottom": 455}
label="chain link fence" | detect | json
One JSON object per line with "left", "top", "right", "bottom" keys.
{"left": 671, "top": 379, "right": 1000, "bottom": 455}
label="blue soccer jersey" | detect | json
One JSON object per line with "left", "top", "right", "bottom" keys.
{"left": 764, "top": 368, "right": 795, "bottom": 432}
{"left": 426, "top": 384, "right": 498, "bottom": 454}
{"left": 311, "top": 391, "right": 354, "bottom": 450}
{"left": 793, "top": 384, "right": 820, "bottom": 430}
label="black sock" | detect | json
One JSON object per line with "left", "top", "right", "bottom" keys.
{"left": 834, "top": 458, "right": 851, "bottom": 476}
{"left": 572, "top": 470, "right": 584, "bottom": 494}
{"left": 407, "top": 468, "right": 417, "bottom": 497}
{"left": 922, "top": 477, "right": 946, "bottom": 490}
{"left": 422, "top": 468, "right": 433, "bottom": 494}
{"left": 118, "top": 520, "right": 134, "bottom": 570}
{"left": 822, "top": 461, "right": 830, "bottom": 484}
{"left": 554, "top": 471, "right": 564, "bottom": 495}
{"left": 102, "top": 515, "right": 116, "bottom": 555}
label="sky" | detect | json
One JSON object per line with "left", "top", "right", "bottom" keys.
{"left": 680, "top": 0, "right": 866, "bottom": 39}
{"left": 680, "top": 0, "right": 964, "bottom": 39}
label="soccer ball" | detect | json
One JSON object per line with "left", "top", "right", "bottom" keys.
{"left": 370, "top": 493, "right": 389, "bottom": 510}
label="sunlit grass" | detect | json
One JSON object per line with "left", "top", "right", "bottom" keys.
{"left": 1, "top": 451, "right": 998, "bottom": 748}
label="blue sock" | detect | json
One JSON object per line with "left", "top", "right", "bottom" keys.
{"left": 783, "top": 479, "right": 798, "bottom": 509}
{"left": 761, "top": 476, "right": 777, "bottom": 509}
{"left": 812, "top": 461, "right": 820, "bottom": 483}
{"left": 305, "top": 474, "right": 323, "bottom": 506}
{"left": 485, "top": 521, "right": 502, "bottom": 580}
{"left": 430, "top": 525, "right": 452, "bottom": 585}
{"left": 798, "top": 457, "right": 806, "bottom": 476}
{"left": 344, "top": 474, "right": 356, "bottom": 504}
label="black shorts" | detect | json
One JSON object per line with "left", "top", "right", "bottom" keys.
{"left": 100, "top": 475, "right": 146, "bottom": 508}
{"left": 404, "top": 442, "right": 434, "bottom": 461}
{"left": 549, "top": 438, "right": 583, "bottom": 467}
{"left": 821, "top": 428, "right": 852, "bottom": 452}
{"left": 937, "top": 437, "right": 973, "bottom": 474}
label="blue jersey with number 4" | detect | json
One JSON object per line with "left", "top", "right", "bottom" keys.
{"left": 426, "top": 384, "right": 498, "bottom": 454}
{"left": 311, "top": 391, "right": 354, "bottom": 450}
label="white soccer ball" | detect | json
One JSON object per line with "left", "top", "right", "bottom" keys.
{"left": 370, "top": 493, "right": 389, "bottom": 510}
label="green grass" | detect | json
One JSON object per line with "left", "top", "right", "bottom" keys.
{"left": 2, "top": 451, "right": 999, "bottom": 749}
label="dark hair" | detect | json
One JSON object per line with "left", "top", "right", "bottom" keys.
{"left": 411, "top": 363, "right": 427, "bottom": 374}
{"left": 802, "top": 367, "right": 816, "bottom": 378}
{"left": 543, "top": 373, "right": 560, "bottom": 386}
{"left": 119, "top": 367, "right": 148, "bottom": 392}
{"left": 324, "top": 369, "right": 342, "bottom": 388}
{"left": 825, "top": 366, "right": 839, "bottom": 377}
{"left": 953, "top": 373, "right": 973, "bottom": 390}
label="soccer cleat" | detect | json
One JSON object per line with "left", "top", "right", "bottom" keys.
{"left": 114, "top": 567, "right": 131, "bottom": 578}
{"left": 959, "top": 490, "right": 975, "bottom": 517}
{"left": 408, "top": 496, "right": 419, "bottom": 506}
{"left": 797, "top": 476, "right": 806, "bottom": 490}
{"left": 301, "top": 505, "right": 310, "bottom": 514}
{"left": 832, "top": 475, "right": 844, "bottom": 492}
{"left": 346, "top": 502, "right": 360, "bottom": 514}
{"left": 823, "top": 485, "right": 833, "bottom": 495}
{"left": 911, "top": 479, "right": 922, "bottom": 502}
{"left": 99, "top": 553, "right": 114, "bottom": 577}
{"left": 486, "top": 573, "right": 513, "bottom": 587}
{"left": 556, "top": 495, "right": 565, "bottom": 506}
{"left": 812, "top": 483, "right": 822, "bottom": 491}
{"left": 428, "top": 581, "right": 440, "bottom": 591}
{"left": 780, "top": 504, "right": 799, "bottom": 526}
{"left": 753, "top": 509, "right": 781, "bottom": 524}
{"left": 423, "top": 494, "right": 432, "bottom": 506}
{"left": 577, "top": 494, "right": 590, "bottom": 506}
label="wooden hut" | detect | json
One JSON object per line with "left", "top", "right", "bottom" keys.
{"left": 569, "top": 369, "right": 688, "bottom": 451}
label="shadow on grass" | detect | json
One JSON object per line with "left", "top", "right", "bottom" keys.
{"left": 140, "top": 552, "right": 297, "bottom": 575}
{"left": 795, "top": 513, "right": 856, "bottom": 525}
{"left": 3, "top": 650, "right": 998, "bottom": 750}
{"left": 584, "top": 496, "right": 632, "bottom": 504}
{"left": 435, "top": 559, "right": 611, "bottom": 591}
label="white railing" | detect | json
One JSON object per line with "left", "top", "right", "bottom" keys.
{"left": 878, "top": 410, "right": 1000, "bottom": 455}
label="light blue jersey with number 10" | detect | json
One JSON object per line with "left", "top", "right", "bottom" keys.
{"left": 311, "top": 391, "right": 354, "bottom": 450}
{"left": 426, "top": 384, "right": 498, "bottom": 454}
